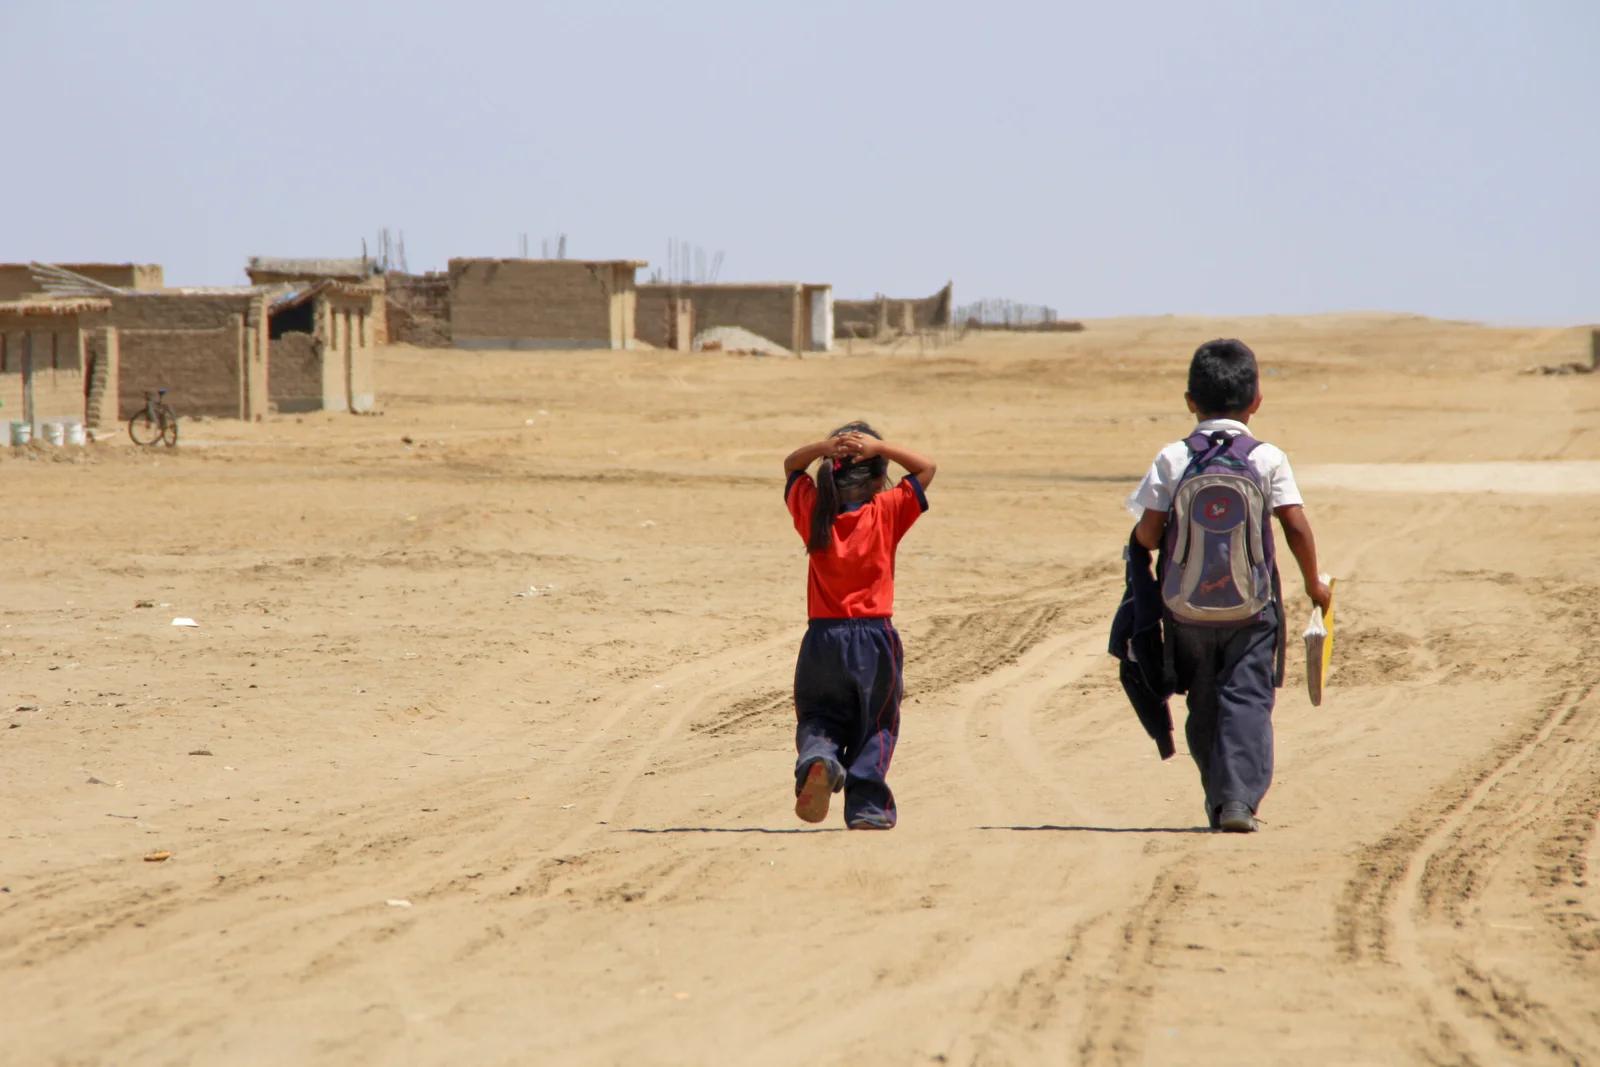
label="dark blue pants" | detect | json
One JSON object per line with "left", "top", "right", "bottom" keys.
{"left": 1169, "top": 607, "right": 1278, "bottom": 823}
{"left": 793, "top": 618, "right": 903, "bottom": 827}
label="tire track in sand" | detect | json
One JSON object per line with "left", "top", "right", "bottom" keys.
{"left": 933, "top": 592, "right": 1195, "bottom": 1065}
{"left": 1340, "top": 676, "right": 1600, "bottom": 1065}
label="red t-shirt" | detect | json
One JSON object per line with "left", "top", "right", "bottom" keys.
{"left": 785, "top": 472, "right": 929, "bottom": 619}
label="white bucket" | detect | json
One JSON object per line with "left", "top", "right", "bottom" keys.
{"left": 64, "top": 422, "right": 87, "bottom": 446}
{"left": 42, "top": 422, "right": 65, "bottom": 447}
{"left": 9, "top": 420, "right": 32, "bottom": 446}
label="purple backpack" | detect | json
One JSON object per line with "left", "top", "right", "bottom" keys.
{"left": 1160, "top": 430, "right": 1276, "bottom": 625}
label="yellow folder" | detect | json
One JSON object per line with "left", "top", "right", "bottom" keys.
{"left": 1304, "top": 577, "right": 1336, "bottom": 707}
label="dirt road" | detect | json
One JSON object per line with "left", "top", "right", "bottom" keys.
{"left": 2, "top": 315, "right": 1596, "bottom": 1064}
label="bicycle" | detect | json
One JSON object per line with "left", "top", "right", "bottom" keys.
{"left": 129, "top": 389, "right": 178, "bottom": 447}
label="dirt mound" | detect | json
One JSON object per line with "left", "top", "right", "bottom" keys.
{"left": 694, "top": 325, "right": 792, "bottom": 356}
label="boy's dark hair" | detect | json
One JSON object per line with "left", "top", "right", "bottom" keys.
{"left": 1187, "top": 338, "right": 1258, "bottom": 416}
{"left": 808, "top": 420, "right": 888, "bottom": 554}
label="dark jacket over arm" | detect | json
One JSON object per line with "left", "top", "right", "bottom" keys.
{"left": 1109, "top": 529, "right": 1176, "bottom": 760}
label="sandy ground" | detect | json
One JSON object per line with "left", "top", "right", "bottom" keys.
{"left": 2, "top": 314, "right": 1597, "bottom": 1066}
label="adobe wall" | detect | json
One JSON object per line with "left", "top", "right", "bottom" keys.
{"left": 835, "top": 283, "right": 953, "bottom": 339}
{"left": 635, "top": 292, "right": 695, "bottom": 350}
{"left": 0, "top": 328, "right": 86, "bottom": 424}
{"left": 386, "top": 271, "right": 450, "bottom": 346}
{"left": 637, "top": 284, "right": 802, "bottom": 353}
{"left": 117, "top": 327, "right": 241, "bottom": 419}
{"left": 450, "top": 259, "right": 627, "bottom": 349}
{"left": 635, "top": 289, "right": 673, "bottom": 348}
{"left": 0, "top": 367, "right": 85, "bottom": 424}
{"left": 108, "top": 292, "right": 267, "bottom": 420}
{"left": 0, "top": 271, "right": 32, "bottom": 303}
{"left": 109, "top": 292, "right": 253, "bottom": 331}
{"left": 270, "top": 332, "right": 321, "bottom": 413}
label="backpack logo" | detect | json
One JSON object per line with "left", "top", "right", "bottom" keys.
{"left": 1161, "top": 432, "right": 1274, "bottom": 625}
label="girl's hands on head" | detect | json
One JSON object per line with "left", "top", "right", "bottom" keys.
{"left": 836, "top": 431, "right": 881, "bottom": 458}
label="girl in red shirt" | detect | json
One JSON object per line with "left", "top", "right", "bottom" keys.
{"left": 782, "top": 422, "right": 936, "bottom": 829}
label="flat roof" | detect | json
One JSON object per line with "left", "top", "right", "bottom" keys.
{"left": 247, "top": 256, "right": 372, "bottom": 278}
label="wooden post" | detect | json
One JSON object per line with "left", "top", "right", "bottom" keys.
{"left": 233, "top": 313, "right": 248, "bottom": 420}
{"left": 21, "top": 331, "right": 34, "bottom": 433}
{"left": 1590, "top": 328, "right": 1599, "bottom": 370}
{"left": 344, "top": 311, "right": 356, "bottom": 414}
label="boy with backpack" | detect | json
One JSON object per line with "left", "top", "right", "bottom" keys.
{"left": 1128, "top": 339, "right": 1331, "bottom": 833}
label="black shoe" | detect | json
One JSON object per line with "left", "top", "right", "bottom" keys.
{"left": 1216, "top": 801, "right": 1258, "bottom": 833}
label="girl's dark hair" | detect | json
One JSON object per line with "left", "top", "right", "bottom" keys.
{"left": 808, "top": 421, "right": 888, "bottom": 554}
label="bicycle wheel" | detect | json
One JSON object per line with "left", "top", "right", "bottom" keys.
{"left": 160, "top": 408, "right": 179, "bottom": 447}
{"left": 129, "top": 410, "right": 160, "bottom": 446}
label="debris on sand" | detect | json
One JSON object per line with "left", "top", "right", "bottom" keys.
{"left": 143, "top": 851, "right": 172, "bottom": 863}
{"left": 1523, "top": 361, "right": 1594, "bottom": 376}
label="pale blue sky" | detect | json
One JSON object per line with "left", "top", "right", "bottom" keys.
{"left": 4, "top": 1, "right": 1596, "bottom": 323}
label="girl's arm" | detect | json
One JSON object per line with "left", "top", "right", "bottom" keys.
{"left": 784, "top": 439, "right": 843, "bottom": 474}
{"left": 849, "top": 435, "right": 937, "bottom": 489}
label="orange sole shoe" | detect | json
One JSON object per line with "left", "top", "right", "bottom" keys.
{"left": 794, "top": 760, "right": 832, "bottom": 823}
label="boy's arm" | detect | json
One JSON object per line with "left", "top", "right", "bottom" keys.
{"left": 1275, "top": 505, "right": 1332, "bottom": 612}
{"left": 784, "top": 439, "right": 843, "bottom": 474}
{"left": 847, "top": 435, "right": 937, "bottom": 489}
{"left": 1133, "top": 507, "right": 1167, "bottom": 551}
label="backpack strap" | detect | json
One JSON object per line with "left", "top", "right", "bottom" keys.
{"left": 1179, "top": 430, "right": 1233, "bottom": 481}
{"left": 1229, "top": 433, "right": 1263, "bottom": 460}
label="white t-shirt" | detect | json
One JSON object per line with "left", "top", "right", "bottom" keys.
{"left": 1126, "top": 418, "right": 1303, "bottom": 520}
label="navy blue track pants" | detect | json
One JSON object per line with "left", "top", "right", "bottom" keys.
{"left": 1168, "top": 606, "right": 1278, "bottom": 821}
{"left": 793, "top": 618, "right": 903, "bottom": 827}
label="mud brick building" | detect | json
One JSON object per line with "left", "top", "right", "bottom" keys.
{"left": 635, "top": 282, "right": 833, "bottom": 354}
{"left": 106, "top": 289, "right": 270, "bottom": 421}
{"left": 246, "top": 257, "right": 387, "bottom": 342}
{"left": 266, "top": 281, "right": 380, "bottom": 413}
{"left": 448, "top": 258, "right": 643, "bottom": 350}
{"left": 834, "top": 282, "right": 953, "bottom": 340}
{"left": 0, "top": 298, "right": 117, "bottom": 429}
{"left": 0, "top": 263, "right": 163, "bottom": 303}
{"left": 384, "top": 270, "right": 450, "bottom": 346}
